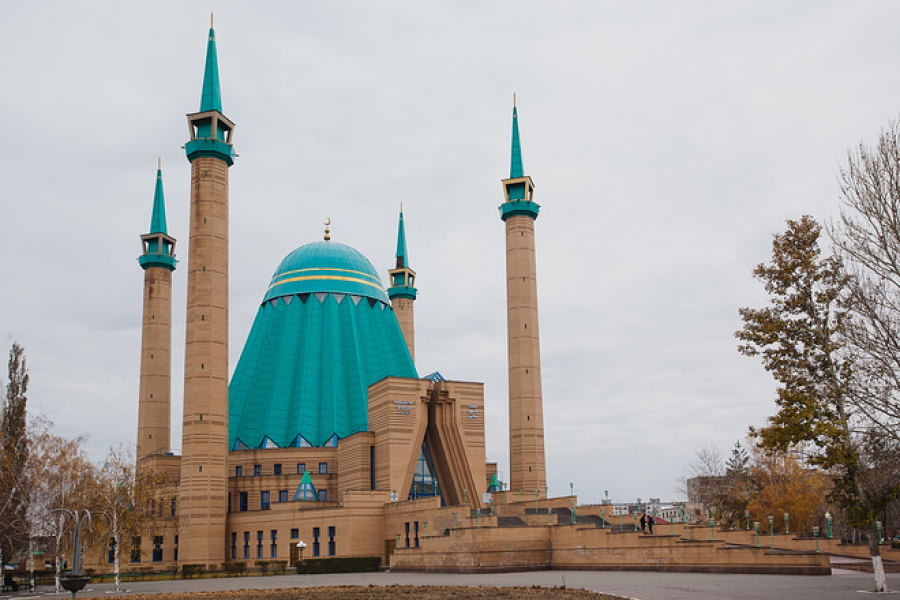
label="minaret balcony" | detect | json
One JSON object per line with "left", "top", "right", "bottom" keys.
{"left": 500, "top": 200, "right": 540, "bottom": 222}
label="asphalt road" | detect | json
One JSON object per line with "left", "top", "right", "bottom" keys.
{"left": 5, "top": 568, "right": 899, "bottom": 600}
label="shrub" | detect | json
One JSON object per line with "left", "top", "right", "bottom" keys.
{"left": 181, "top": 564, "right": 206, "bottom": 579}
{"left": 294, "top": 556, "right": 381, "bottom": 575}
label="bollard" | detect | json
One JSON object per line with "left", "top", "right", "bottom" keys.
{"left": 754, "top": 522, "right": 760, "bottom": 547}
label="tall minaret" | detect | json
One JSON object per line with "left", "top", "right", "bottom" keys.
{"left": 388, "top": 207, "right": 417, "bottom": 363}
{"left": 500, "top": 100, "right": 547, "bottom": 495}
{"left": 137, "top": 160, "right": 176, "bottom": 462}
{"left": 179, "top": 19, "right": 235, "bottom": 567}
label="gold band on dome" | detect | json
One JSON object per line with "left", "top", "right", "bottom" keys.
{"left": 267, "top": 274, "right": 385, "bottom": 293}
{"left": 271, "top": 266, "right": 381, "bottom": 283}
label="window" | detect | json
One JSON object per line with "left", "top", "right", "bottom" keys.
{"left": 279, "top": 490, "right": 288, "bottom": 503}
{"left": 318, "top": 489, "right": 327, "bottom": 502}
{"left": 414, "top": 522, "right": 419, "bottom": 548}
{"left": 261, "top": 491, "right": 270, "bottom": 510}
{"left": 231, "top": 532, "right": 237, "bottom": 560}
{"left": 297, "top": 463, "right": 306, "bottom": 474}
{"left": 239, "top": 491, "right": 248, "bottom": 512}
{"left": 318, "top": 462, "right": 328, "bottom": 474}
{"left": 243, "top": 532, "right": 250, "bottom": 559}
{"left": 328, "top": 526, "right": 335, "bottom": 556}
{"left": 236, "top": 465, "right": 243, "bottom": 477}
{"left": 270, "top": 530, "right": 278, "bottom": 558}
{"left": 313, "top": 527, "right": 320, "bottom": 557}
{"left": 405, "top": 522, "right": 410, "bottom": 548}
{"left": 131, "top": 536, "right": 141, "bottom": 563}
{"left": 370, "top": 445, "right": 376, "bottom": 490}
{"left": 254, "top": 464, "right": 262, "bottom": 476}
{"left": 153, "top": 536, "right": 163, "bottom": 562}
{"left": 257, "top": 531, "right": 263, "bottom": 559}
{"left": 274, "top": 463, "right": 283, "bottom": 475}
{"left": 291, "top": 528, "right": 299, "bottom": 540}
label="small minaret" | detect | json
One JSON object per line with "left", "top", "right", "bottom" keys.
{"left": 388, "top": 207, "right": 417, "bottom": 363}
{"left": 179, "top": 18, "right": 235, "bottom": 568}
{"left": 499, "top": 99, "right": 547, "bottom": 495}
{"left": 137, "top": 160, "right": 176, "bottom": 462}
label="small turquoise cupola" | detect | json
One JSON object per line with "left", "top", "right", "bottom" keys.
{"left": 500, "top": 96, "right": 539, "bottom": 222}
{"left": 185, "top": 16, "right": 236, "bottom": 166}
{"left": 388, "top": 206, "right": 416, "bottom": 301}
{"left": 139, "top": 160, "right": 177, "bottom": 271}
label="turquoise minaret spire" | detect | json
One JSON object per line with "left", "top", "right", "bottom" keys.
{"left": 388, "top": 206, "right": 417, "bottom": 362}
{"left": 185, "top": 15, "right": 236, "bottom": 165}
{"left": 139, "top": 160, "right": 176, "bottom": 271}
{"left": 199, "top": 25, "right": 222, "bottom": 113}
{"left": 500, "top": 97, "right": 538, "bottom": 213}
{"left": 395, "top": 209, "right": 409, "bottom": 269}
{"left": 510, "top": 101, "right": 524, "bottom": 178}
{"left": 149, "top": 162, "right": 168, "bottom": 235}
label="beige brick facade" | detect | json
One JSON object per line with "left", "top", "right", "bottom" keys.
{"left": 137, "top": 266, "right": 173, "bottom": 460}
{"left": 179, "top": 154, "right": 231, "bottom": 567}
{"left": 504, "top": 212, "right": 546, "bottom": 494}
{"left": 391, "top": 296, "right": 415, "bottom": 363}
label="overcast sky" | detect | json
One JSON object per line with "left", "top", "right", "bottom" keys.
{"left": 2, "top": 1, "right": 899, "bottom": 505}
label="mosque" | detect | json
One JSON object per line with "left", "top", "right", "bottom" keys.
{"left": 133, "top": 24, "right": 548, "bottom": 568}
{"left": 125, "top": 24, "right": 837, "bottom": 576}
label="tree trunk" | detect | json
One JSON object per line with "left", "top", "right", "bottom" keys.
{"left": 55, "top": 513, "right": 62, "bottom": 593}
{"left": 869, "top": 524, "right": 887, "bottom": 593}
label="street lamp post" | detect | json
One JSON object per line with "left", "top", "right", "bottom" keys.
{"left": 754, "top": 522, "right": 760, "bottom": 547}
{"left": 453, "top": 512, "right": 457, "bottom": 529}
{"left": 784, "top": 512, "right": 790, "bottom": 535}
{"left": 825, "top": 512, "right": 832, "bottom": 539}
{"left": 54, "top": 509, "right": 92, "bottom": 600}
{"left": 548, "top": 507, "right": 553, "bottom": 526}
{"left": 463, "top": 489, "right": 467, "bottom": 506}
{"left": 877, "top": 520, "right": 883, "bottom": 544}
{"left": 812, "top": 525, "right": 820, "bottom": 553}
{"left": 477, "top": 509, "right": 481, "bottom": 528}
{"left": 745, "top": 509, "right": 750, "bottom": 530}
{"left": 710, "top": 507, "right": 716, "bottom": 541}
{"left": 570, "top": 482, "right": 574, "bottom": 497}
{"left": 768, "top": 516, "right": 774, "bottom": 550}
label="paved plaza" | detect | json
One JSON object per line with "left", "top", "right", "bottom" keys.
{"left": 4, "top": 568, "right": 900, "bottom": 600}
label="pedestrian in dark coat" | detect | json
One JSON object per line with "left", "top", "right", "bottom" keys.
{"left": 639, "top": 513, "right": 646, "bottom": 533}
{"left": 647, "top": 514, "right": 655, "bottom": 534}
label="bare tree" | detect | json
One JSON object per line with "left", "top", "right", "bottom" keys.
{"left": 831, "top": 119, "right": 900, "bottom": 445}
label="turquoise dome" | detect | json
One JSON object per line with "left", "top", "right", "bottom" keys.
{"left": 263, "top": 241, "right": 388, "bottom": 304}
{"left": 229, "top": 239, "right": 416, "bottom": 450}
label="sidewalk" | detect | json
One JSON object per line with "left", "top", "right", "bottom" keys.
{"left": 2, "top": 564, "right": 899, "bottom": 600}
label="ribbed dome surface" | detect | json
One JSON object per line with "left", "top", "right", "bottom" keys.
{"left": 263, "top": 241, "right": 388, "bottom": 304}
{"left": 228, "top": 241, "right": 416, "bottom": 450}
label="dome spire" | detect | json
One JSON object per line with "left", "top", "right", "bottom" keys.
{"left": 324, "top": 218, "right": 331, "bottom": 241}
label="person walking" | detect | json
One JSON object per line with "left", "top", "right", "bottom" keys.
{"left": 639, "top": 513, "right": 646, "bottom": 533}
{"left": 647, "top": 513, "right": 655, "bottom": 534}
